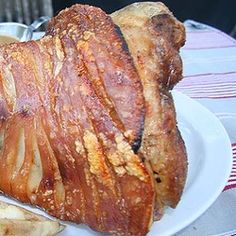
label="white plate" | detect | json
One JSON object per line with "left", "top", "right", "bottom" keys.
{"left": 0, "top": 91, "right": 232, "bottom": 236}
{"left": 148, "top": 91, "right": 232, "bottom": 236}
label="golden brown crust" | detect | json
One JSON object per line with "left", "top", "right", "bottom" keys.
{"left": 112, "top": 1, "right": 187, "bottom": 213}
{"left": 0, "top": 4, "right": 154, "bottom": 236}
{"left": 46, "top": 4, "right": 145, "bottom": 149}
{"left": 0, "top": 2, "right": 187, "bottom": 235}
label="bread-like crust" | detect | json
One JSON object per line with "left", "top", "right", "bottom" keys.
{"left": 0, "top": 5, "right": 154, "bottom": 236}
{"left": 112, "top": 2, "right": 188, "bottom": 216}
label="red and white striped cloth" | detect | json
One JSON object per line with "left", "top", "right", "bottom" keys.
{"left": 177, "top": 21, "right": 236, "bottom": 236}
{"left": 224, "top": 143, "right": 236, "bottom": 191}
{"left": 176, "top": 21, "right": 236, "bottom": 100}
{"left": 176, "top": 72, "right": 236, "bottom": 99}
{"left": 174, "top": 20, "right": 236, "bottom": 192}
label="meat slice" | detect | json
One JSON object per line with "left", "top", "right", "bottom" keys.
{"left": 112, "top": 2, "right": 188, "bottom": 217}
{"left": 0, "top": 5, "right": 154, "bottom": 236}
{"left": 46, "top": 4, "right": 145, "bottom": 150}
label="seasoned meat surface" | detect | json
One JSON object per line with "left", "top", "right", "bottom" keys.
{"left": 0, "top": 2, "right": 187, "bottom": 236}
{"left": 0, "top": 4, "right": 154, "bottom": 236}
{"left": 112, "top": 2, "right": 187, "bottom": 217}
{"left": 46, "top": 4, "right": 145, "bottom": 149}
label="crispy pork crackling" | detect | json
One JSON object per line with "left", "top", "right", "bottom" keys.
{"left": 0, "top": 2, "right": 187, "bottom": 236}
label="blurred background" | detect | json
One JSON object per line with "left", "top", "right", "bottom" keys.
{"left": 0, "top": 0, "right": 235, "bottom": 38}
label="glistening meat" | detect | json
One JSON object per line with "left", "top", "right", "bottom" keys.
{"left": 0, "top": 2, "right": 187, "bottom": 236}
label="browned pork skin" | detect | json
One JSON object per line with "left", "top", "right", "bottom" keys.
{"left": 0, "top": 2, "right": 187, "bottom": 236}
{"left": 112, "top": 2, "right": 188, "bottom": 218}
{"left": 0, "top": 4, "right": 154, "bottom": 236}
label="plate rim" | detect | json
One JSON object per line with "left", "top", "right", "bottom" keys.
{"left": 148, "top": 91, "right": 233, "bottom": 236}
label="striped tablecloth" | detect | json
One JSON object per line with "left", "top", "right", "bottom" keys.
{"left": 176, "top": 20, "right": 236, "bottom": 236}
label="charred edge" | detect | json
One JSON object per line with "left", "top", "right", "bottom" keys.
{"left": 131, "top": 115, "right": 144, "bottom": 154}
{"left": 114, "top": 24, "right": 130, "bottom": 53}
{"left": 153, "top": 171, "right": 162, "bottom": 183}
{"left": 131, "top": 94, "right": 145, "bottom": 153}
{"left": 114, "top": 23, "right": 145, "bottom": 153}
{"left": 151, "top": 13, "right": 185, "bottom": 49}
{"left": 131, "top": 131, "right": 142, "bottom": 154}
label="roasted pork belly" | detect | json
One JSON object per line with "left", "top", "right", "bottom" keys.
{"left": 0, "top": 5, "right": 154, "bottom": 236}
{"left": 0, "top": 2, "right": 187, "bottom": 236}
{"left": 112, "top": 2, "right": 187, "bottom": 217}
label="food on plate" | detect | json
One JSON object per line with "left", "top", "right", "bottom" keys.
{"left": 0, "top": 200, "right": 64, "bottom": 236}
{"left": 111, "top": 1, "right": 187, "bottom": 219}
{"left": 0, "top": 2, "right": 187, "bottom": 236}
